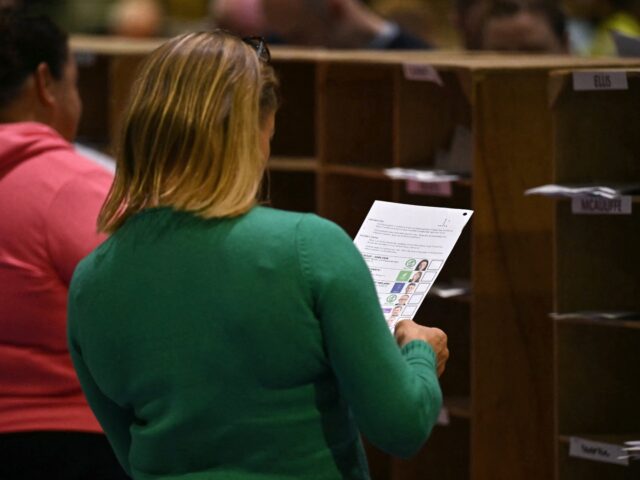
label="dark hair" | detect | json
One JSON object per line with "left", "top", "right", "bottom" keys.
{"left": 486, "top": 0, "right": 566, "bottom": 41}
{"left": 0, "top": 9, "right": 68, "bottom": 108}
{"left": 415, "top": 259, "right": 428, "bottom": 270}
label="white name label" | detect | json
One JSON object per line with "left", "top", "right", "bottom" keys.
{"left": 572, "top": 196, "right": 632, "bottom": 215}
{"left": 403, "top": 63, "right": 443, "bottom": 86}
{"left": 569, "top": 437, "right": 629, "bottom": 466}
{"left": 572, "top": 71, "right": 628, "bottom": 91}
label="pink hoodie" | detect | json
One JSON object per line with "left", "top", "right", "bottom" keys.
{"left": 0, "top": 122, "right": 113, "bottom": 434}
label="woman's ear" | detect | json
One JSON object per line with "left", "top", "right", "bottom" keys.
{"left": 33, "top": 62, "right": 57, "bottom": 107}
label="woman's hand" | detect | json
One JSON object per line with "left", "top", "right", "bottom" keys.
{"left": 394, "top": 320, "right": 449, "bottom": 377}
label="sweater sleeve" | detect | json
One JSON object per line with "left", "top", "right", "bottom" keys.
{"left": 45, "top": 168, "right": 112, "bottom": 285}
{"left": 296, "top": 214, "right": 442, "bottom": 458}
{"left": 68, "top": 287, "right": 134, "bottom": 475}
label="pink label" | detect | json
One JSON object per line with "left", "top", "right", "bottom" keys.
{"left": 402, "top": 63, "right": 443, "bottom": 86}
{"left": 406, "top": 179, "right": 453, "bottom": 197}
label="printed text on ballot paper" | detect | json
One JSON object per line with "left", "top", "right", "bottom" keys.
{"left": 353, "top": 201, "right": 472, "bottom": 331}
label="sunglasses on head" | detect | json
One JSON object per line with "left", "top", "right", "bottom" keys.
{"left": 242, "top": 36, "right": 271, "bottom": 63}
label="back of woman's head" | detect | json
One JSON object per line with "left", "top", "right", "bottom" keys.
{"left": 0, "top": 10, "right": 68, "bottom": 110}
{"left": 99, "top": 31, "right": 278, "bottom": 232}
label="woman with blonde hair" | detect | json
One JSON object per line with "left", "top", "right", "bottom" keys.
{"left": 68, "top": 31, "right": 448, "bottom": 479}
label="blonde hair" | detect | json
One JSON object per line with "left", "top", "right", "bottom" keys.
{"left": 98, "top": 31, "right": 278, "bottom": 232}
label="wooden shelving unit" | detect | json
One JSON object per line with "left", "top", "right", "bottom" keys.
{"left": 548, "top": 68, "right": 640, "bottom": 480}
{"left": 70, "top": 36, "right": 640, "bottom": 480}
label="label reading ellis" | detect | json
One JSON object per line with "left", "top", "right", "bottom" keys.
{"left": 569, "top": 437, "right": 629, "bottom": 466}
{"left": 572, "top": 71, "right": 628, "bottom": 91}
{"left": 571, "top": 196, "right": 632, "bottom": 215}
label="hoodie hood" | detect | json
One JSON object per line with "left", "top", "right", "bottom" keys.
{"left": 0, "top": 122, "right": 70, "bottom": 174}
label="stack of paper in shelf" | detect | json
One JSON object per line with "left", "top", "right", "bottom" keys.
{"left": 384, "top": 168, "right": 463, "bottom": 197}
{"left": 384, "top": 168, "right": 461, "bottom": 183}
{"left": 550, "top": 311, "right": 640, "bottom": 321}
{"left": 620, "top": 441, "right": 640, "bottom": 462}
{"left": 524, "top": 184, "right": 640, "bottom": 199}
{"left": 429, "top": 279, "right": 471, "bottom": 299}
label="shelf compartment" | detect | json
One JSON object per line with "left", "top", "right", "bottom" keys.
{"left": 415, "top": 298, "right": 470, "bottom": 400}
{"left": 319, "top": 63, "right": 395, "bottom": 167}
{"left": 270, "top": 61, "right": 316, "bottom": 157}
{"left": 555, "top": 204, "right": 640, "bottom": 313}
{"left": 395, "top": 69, "right": 471, "bottom": 170}
{"left": 551, "top": 71, "right": 640, "bottom": 185}
{"left": 261, "top": 170, "right": 316, "bottom": 213}
{"left": 556, "top": 322, "right": 640, "bottom": 436}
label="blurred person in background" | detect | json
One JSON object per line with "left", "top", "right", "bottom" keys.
{"left": 565, "top": 0, "right": 640, "bottom": 54}
{"left": 110, "top": 0, "right": 212, "bottom": 37}
{"left": 0, "top": 0, "right": 155, "bottom": 35}
{"left": 360, "top": 0, "right": 437, "bottom": 46}
{"left": 480, "top": 0, "right": 568, "bottom": 52}
{"left": 108, "top": 0, "right": 164, "bottom": 36}
{"left": 17, "top": 0, "right": 210, "bottom": 37}
{"left": 453, "top": 0, "right": 490, "bottom": 48}
{"left": 214, "top": 0, "right": 432, "bottom": 48}
{"left": 0, "top": 10, "right": 126, "bottom": 479}
{"left": 212, "top": 0, "right": 268, "bottom": 37}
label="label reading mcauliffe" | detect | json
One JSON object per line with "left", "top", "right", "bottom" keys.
{"left": 571, "top": 196, "right": 632, "bottom": 215}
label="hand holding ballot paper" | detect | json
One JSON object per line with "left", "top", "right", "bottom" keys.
{"left": 394, "top": 319, "right": 450, "bottom": 376}
{"left": 354, "top": 201, "right": 473, "bottom": 332}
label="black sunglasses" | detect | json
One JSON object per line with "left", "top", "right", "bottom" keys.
{"left": 242, "top": 36, "right": 271, "bottom": 63}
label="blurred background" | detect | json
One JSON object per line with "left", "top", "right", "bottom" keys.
{"left": 4, "top": 0, "right": 640, "bottom": 56}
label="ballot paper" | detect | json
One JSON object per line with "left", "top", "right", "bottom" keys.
{"left": 353, "top": 201, "right": 473, "bottom": 331}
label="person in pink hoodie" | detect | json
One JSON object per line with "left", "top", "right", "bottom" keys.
{"left": 0, "top": 10, "right": 127, "bottom": 479}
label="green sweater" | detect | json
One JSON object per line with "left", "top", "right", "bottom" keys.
{"left": 68, "top": 206, "right": 442, "bottom": 480}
